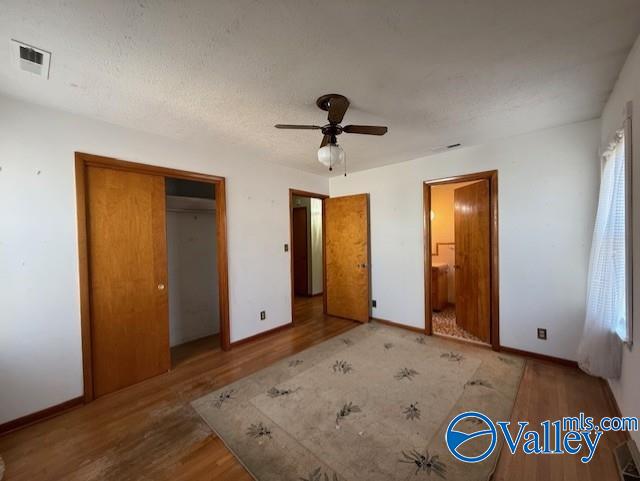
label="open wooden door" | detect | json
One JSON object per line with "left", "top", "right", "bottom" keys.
{"left": 454, "top": 180, "right": 490, "bottom": 342}
{"left": 292, "top": 207, "right": 309, "bottom": 296}
{"left": 324, "top": 194, "right": 370, "bottom": 322}
{"left": 87, "top": 166, "right": 170, "bottom": 397}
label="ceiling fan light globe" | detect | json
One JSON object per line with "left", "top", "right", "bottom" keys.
{"left": 317, "top": 143, "right": 344, "bottom": 168}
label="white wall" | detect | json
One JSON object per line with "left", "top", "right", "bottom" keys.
{"left": 0, "top": 94, "right": 328, "bottom": 424}
{"left": 167, "top": 205, "right": 219, "bottom": 347}
{"left": 331, "top": 119, "right": 600, "bottom": 361}
{"left": 601, "top": 36, "right": 640, "bottom": 440}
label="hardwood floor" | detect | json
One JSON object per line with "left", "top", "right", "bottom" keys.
{"left": 0, "top": 296, "right": 626, "bottom": 480}
{"left": 171, "top": 334, "right": 220, "bottom": 369}
{"left": 492, "top": 361, "right": 625, "bottom": 481}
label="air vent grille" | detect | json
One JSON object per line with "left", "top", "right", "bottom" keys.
{"left": 615, "top": 439, "right": 640, "bottom": 480}
{"left": 11, "top": 40, "right": 51, "bottom": 79}
{"left": 19, "top": 46, "right": 44, "bottom": 65}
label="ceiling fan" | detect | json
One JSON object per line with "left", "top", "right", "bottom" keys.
{"left": 275, "top": 94, "right": 388, "bottom": 173}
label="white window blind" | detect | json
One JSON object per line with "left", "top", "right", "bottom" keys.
{"left": 578, "top": 125, "right": 630, "bottom": 379}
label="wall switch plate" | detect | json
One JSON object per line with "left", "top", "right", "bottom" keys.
{"left": 372, "top": 299, "right": 377, "bottom": 308}
{"left": 284, "top": 244, "right": 289, "bottom": 252}
{"left": 537, "top": 328, "right": 547, "bottom": 340}
{"left": 260, "top": 311, "right": 266, "bottom": 321}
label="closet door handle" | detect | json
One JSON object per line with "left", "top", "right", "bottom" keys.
{"left": 157, "top": 283, "right": 165, "bottom": 291}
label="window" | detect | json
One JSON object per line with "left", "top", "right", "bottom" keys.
{"left": 578, "top": 104, "right": 632, "bottom": 378}
{"left": 592, "top": 113, "right": 632, "bottom": 346}
{"left": 601, "top": 128, "right": 631, "bottom": 343}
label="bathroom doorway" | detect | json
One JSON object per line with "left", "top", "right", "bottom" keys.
{"left": 423, "top": 171, "right": 499, "bottom": 348}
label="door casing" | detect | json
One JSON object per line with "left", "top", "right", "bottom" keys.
{"left": 423, "top": 170, "right": 500, "bottom": 350}
{"left": 75, "top": 152, "right": 231, "bottom": 402}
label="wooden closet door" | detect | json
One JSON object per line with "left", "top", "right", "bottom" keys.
{"left": 324, "top": 194, "right": 370, "bottom": 322}
{"left": 87, "top": 166, "right": 169, "bottom": 397}
{"left": 454, "top": 180, "right": 490, "bottom": 342}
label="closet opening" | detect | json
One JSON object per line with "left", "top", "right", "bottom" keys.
{"left": 76, "top": 152, "right": 230, "bottom": 401}
{"left": 166, "top": 178, "right": 220, "bottom": 367}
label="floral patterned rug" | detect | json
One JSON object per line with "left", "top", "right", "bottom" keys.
{"left": 192, "top": 322, "right": 524, "bottom": 481}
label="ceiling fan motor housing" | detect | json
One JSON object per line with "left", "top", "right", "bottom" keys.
{"left": 316, "top": 93, "right": 349, "bottom": 114}
{"left": 321, "top": 124, "right": 342, "bottom": 137}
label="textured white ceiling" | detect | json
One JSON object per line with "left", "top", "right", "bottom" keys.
{"left": 1, "top": 0, "right": 639, "bottom": 175}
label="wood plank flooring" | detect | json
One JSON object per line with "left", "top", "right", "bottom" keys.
{"left": 0, "top": 296, "right": 626, "bottom": 480}
{"left": 171, "top": 335, "right": 220, "bottom": 369}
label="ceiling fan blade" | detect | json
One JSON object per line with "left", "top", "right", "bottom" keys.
{"left": 327, "top": 97, "right": 350, "bottom": 124}
{"left": 343, "top": 125, "right": 388, "bottom": 135}
{"left": 320, "top": 135, "right": 330, "bottom": 148}
{"left": 275, "top": 124, "right": 322, "bottom": 129}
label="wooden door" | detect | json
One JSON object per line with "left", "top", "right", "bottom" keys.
{"left": 454, "top": 181, "right": 491, "bottom": 342}
{"left": 324, "top": 194, "right": 370, "bottom": 322}
{"left": 87, "top": 166, "right": 170, "bottom": 397}
{"left": 292, "top": 207, "right": 309, "bottom": 296}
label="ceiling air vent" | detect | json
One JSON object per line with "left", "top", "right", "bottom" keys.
{"left": 11, "top": 40, "right": 51, "bottom": 79}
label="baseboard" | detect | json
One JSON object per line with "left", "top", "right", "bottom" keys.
{"left": 230, "top": 322, "right": 293, "bottom": 347}
{"left": 602, "top": 379, "right": 623, "bottom": 417}
{"left": 0, "top": 396, "right": 84, "bottom": 436}
{"left": 370, "top": 317, "right": 425, "bottom": 334}
{"left": 601, "top": 380, "right": 633, "bottom": 441}
{"left": 601, "top": 380, "right": 631, "bottom": 441}
{"left": 499, "top": 346, "right": 578, "bottom": 368}
{"left": 371, "top": 318, "right": 577, "bottom": 368}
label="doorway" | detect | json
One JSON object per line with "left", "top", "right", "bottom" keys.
{"left": 289, "top": 190, "right": 327, "bottom": 323}
{"left": 289, "top": 190, "right": 371, "bottom": 325}
{"left": 75, "top": 153, "right": 230, "bottom": 401}
{"left": 423, "top": 171, "right": 499, "bottom": 349}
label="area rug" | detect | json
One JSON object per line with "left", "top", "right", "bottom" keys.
{"left": 192, "top": 322, "right": 524, "bottom": 481}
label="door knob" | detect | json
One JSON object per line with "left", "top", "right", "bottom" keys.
{"left": 157, "top": 283, "right": 165, "bottom": 290}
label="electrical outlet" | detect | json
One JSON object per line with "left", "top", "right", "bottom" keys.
{"left": 372, "top": 299, "right": 377, "bottom": 308}
{"left": 260, "top": 311, "right": 266, "bottom": 321}
{"left": 537, "top": 328, "right": 547, "bottom": 340}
